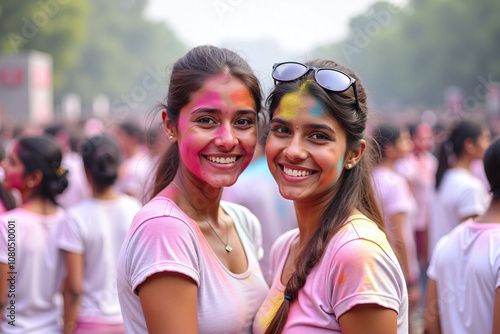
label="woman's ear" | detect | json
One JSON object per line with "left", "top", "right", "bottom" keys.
{"left": 162, "top": 109, "right": 177, "bottom": 143}
{"left": 346, "top": 139, "right": 366, "bottom": 169}
{"left": 25, "top": 170, "right": 43, "bottom": 189}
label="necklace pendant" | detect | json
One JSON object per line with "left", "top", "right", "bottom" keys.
{"left": 225, "top": 245, "right": 233, "bottom": 253}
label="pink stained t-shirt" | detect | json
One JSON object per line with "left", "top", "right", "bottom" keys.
{"left": 117, "top": 197, "right": 269, "bottom": 334}
{"left": 252, "top": 215, "right": 408, "bottom": 334}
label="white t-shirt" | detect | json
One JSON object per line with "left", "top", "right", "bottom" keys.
{"left": 427, "top": 219, "right": 500, "bottom": 334}
{"left": 252, "top": 215, "right": 408, "bottom": 333}
{"left": 58, "top": 195, "right": 142, "bottom": 324}
{"left": 0, "top": 208, "right": 66, "bottom": 333}
{"left": 117, "top": 197, "right": 269, "bottom": 334}
{"left": 395, "top": 151, "right": 438, "bottom": 231}
{"left": 428, "top": 168, "right": 489, "bottom": 256}
{"left": 372, "top": 166, "right": 420, "bottom": 282}
{"left": 57, "top": 151, "right": 91, "bottom": 208}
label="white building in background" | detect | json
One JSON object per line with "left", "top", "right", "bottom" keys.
{"left": 0, "top": 50, "right": 53, "bottom": 125}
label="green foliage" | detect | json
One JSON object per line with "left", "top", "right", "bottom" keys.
{"left": 0, "top": 0, "right": 90, "bottom": 92}
{"left": 0, "top": 0, "right": 187, "bottom": 113}
{"left": 313, "top": 0, "right": 500, "bottom": 108}
{"left": 64, "top": 0, "right": 186, "bottom": 111}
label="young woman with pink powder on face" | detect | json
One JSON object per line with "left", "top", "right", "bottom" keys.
{"left": 116, "top": 45, "right": 269, "bottom": 334}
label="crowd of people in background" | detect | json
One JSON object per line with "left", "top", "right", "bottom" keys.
{"left": 0, "top": 45, "right": 498, "bottom": 333}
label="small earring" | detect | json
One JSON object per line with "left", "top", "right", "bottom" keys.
{"left": 169, "top": 136, "right": 173, "bottom": 141}
{"left": 347, "top": 163, "right": 353, "bottom": 169}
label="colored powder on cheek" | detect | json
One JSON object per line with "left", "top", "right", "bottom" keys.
{"left": 230, "top": 88, "right": 253, "bottom": 108}
{"left": 280, "top": 92, "right": 304, "bottom": 121}
{"left": 332, "top": 157, "right": 344, "bottom": 186}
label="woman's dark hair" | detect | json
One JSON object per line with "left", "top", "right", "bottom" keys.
{"left": 372, "top": 125, "right": 402, "bottom": 163}
{"left": 80, "top": 135, "right": 121, "bottom": 188}
{"left": 16, "top": 136, "right": 68, "bottom": 205}
{"left": 150, "top": 45, "right": 263, "bottom": 199}
{"left": 483, "top": 136, "right": 500, "bottom": 202}
{"left": 264, "top": 59, "right": 384, "bottom": 334}
{"left": 435, "top": 120, "right": 484, "bottom": 189}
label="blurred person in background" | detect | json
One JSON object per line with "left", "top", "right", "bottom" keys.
{"left": 372, "top": 124, "right": 421, "bottom": 333}
{"left": 45, "top": 124, "right": 91, "bottom": 208}
{"left": 395, "top": 122, "right": 438, "bottom": 271}
{"left": 0, "top": 136, "right": 69, "bottom": 333}
{"left": 428, "top": 119, "right": 491, "bottom": 257}
{"left": 59, "top": 135, "right": 142, "bottom": 334}
{"left": 223, "top": 131, "right": 297, "bottom": 284}
{"left": 425, "top": 136, "right": 500, "bottom": 334}
{"left": 0, "top": 141, "right": 17, "bottom": 213}
{"left": 113, "top": 121, "right": 152, "bottom": 202}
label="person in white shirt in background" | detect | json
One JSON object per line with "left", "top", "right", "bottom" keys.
{"left": 45, "top": 125, "right": 91, "bottom": 209}
{"left": 59, "top": 135, "right": 141, "bottom": 334}
{"left": 0, "top": 136, "right": 69, "bottom": 333}
{"left": 425, "top": 136, "right": 500, "bottom": 334}
{"left": 395, "top": 122, "right": 438, "bottom": 272}
{"left": 113, "top": 121, "right": 152, "bottom": 202}
{"left": 428, "top": 119, "right": 491, "bottom": 258}
{"left": 371, "top": 124, "right": 421, "bottom": 333}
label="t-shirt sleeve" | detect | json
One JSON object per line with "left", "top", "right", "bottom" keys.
{"left": 124, "top": 216, "right": 201, "bottom": 295}
{"left": 329, "top": 238, "right": 405, "bottom": 318}
{"left": 58, "top": 213, "right": 85, "bottom": 254}
{"left": 455, "top": 185, "right": 487, "bottom": 220}
{"left": 426, "top": 233, "right": 449, "bottom": 280}
{"left": 384, "top": 181, "right": 413, "bottom": 217}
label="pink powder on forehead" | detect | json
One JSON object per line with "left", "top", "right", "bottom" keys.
{"left": 195, "top": 90, "right": 222, "bottom": 107}
{"left": 230, "top": 88, "right": 253, "bottom": 108}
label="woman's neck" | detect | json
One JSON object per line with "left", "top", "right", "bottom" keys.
{"left": 453, "top": 154, "right": 473, "bottom": 171}
{"left": 22, "top": 197, "right": 58, "bottom": 215}
{"left": 168, "top": 176, "right": 223, "bottom": 220}
{"left": 379, "top": 159, "right": 395, "bottom": 170}
{"left": 93, "top": 187, "right": 120, "bottom": 200}
{"left": 293, "top": 197, "right": 331, "bottom": 247}
{"left": 475, "top": 200, "right": 500, "bottom": 224}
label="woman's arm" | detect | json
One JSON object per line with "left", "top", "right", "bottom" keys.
{"left": 63, "top": 251, "right": 84, "bottom": 334}
{"left": 492, "top": 286, "right": 500, "bottom": 334}
{"left": 424, "top": 278, "right": 441, "bottom": 334}
{"left": 339, "top": 304, "right": 398, "bottom": 334}
{"left": 138, "top": 271, "right": 198, "bottom": 334}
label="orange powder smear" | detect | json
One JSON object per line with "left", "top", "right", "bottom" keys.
{"left": 230, "top": 88, "right": 253, "bottom": 108}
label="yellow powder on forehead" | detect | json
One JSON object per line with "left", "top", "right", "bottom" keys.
{"left": 280, "top": 91, "right": 304, "bottom": 120}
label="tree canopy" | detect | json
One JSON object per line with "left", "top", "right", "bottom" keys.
{"left": 0, "top": 0, "right": 186, "bottom": 114}
{"left": 314, "top": 0, "right": 500, "bottom": 109}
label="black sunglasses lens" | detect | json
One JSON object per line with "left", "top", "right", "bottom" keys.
{"left": 273, "top": 63, "right": 308, "bottom": 81}
{"left": 316, "top": 69, "right": 351, "bottom": 91}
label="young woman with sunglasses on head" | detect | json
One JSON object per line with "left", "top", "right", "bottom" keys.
{"left": 253, "top": 61, "right": 408, "bottom": 334}
{"left": 425, "top": 136, "right": 500, "bottom": 334}
{"left": 116, "top": 45, "right": 269, "bottom": 334}
{"left": 0, "top": 136, "right": 69, "bottom": 333}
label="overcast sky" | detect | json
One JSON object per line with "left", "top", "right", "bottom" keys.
{"left": 145, "top": 0, "right": 407, "bottom": 53}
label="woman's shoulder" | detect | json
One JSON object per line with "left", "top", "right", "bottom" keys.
{"left": 333, "top": 215, "right": 392, "bottom": 252}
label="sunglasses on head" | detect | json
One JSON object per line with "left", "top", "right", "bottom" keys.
{"left": 272, "top": 61, "right": 359, "bottom": 112}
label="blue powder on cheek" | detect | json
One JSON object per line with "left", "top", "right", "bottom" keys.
{"left": 331, "top": 156, "right": 344, "bottom": 187}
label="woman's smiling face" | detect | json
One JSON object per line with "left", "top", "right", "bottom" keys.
{"left": 266, "top": 91, "right": 348, "bottom": 202}
{"left": 170, "top": 73, "right": 258, "bottom": 188}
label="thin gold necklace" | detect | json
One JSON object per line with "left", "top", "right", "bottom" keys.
{"left": 171, "top": 182, "right": 232, "bottom": 253}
